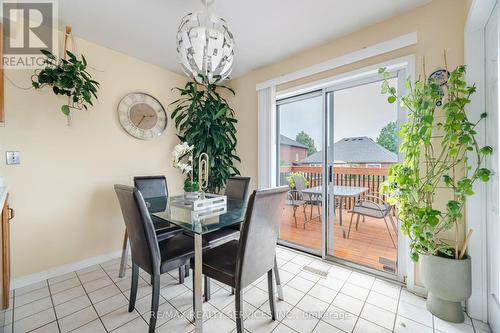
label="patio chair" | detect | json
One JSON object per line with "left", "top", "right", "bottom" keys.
{"left": 293, "top": 175, "right": 321, "bottom": 223}
{"left": 285, "top": 188, "right": 308, "bottom": 228}
{"left": 347, "top": 194, "right": 398, "bottom": 248}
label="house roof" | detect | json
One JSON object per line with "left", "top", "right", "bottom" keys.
{"left": 280, "top": 135, "right": 308, "bottom": 149}
{"left": 296, "top": 136, "right": 397, "bottom": 164}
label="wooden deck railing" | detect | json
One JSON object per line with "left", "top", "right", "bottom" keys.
{"left": 279, "top": 165, "right": 390, "bottom": 209}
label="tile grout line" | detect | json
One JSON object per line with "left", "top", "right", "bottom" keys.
{"left": 314, "top": 267, "right": 350, "bottom": 332}
{"left": 45, "top": 279, "right": 62, "bottom": 333}
{"left": 391, "top": 284, "right": 403, "bottom": 332}
{"left": 98, "top": 263, "right": 149, "bottom": 332}
{"left": 308, "top": 271, "right": 346, "bottom": 333}
{"left": 273, "top": 253, "right": 322, "bottom": 333}
{"left": 74, "top": 267, "right": 113, "bottom": 333}
{"left": 14, "top": 284, "right": 59, "bottom": 333}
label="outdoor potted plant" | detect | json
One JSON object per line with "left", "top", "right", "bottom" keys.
{"left": 172, "top": 142, "right": 200, "bottom": 200}
{"left": 286, "top": 172, "right": 309, "bottom": 189}
{"left": 379, "top": 65, "right": 492, "bottom": 322}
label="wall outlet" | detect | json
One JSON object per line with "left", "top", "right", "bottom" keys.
{"left": 6, "top": 151, "right": 20, "bottom": 165}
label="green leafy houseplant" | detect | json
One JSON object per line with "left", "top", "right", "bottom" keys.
{"left": 31, "top": 50, "right": 100, "bottom": 115}
{"left": 170, "top": 77, "right": 240, "bottom": 192}
{"left": 380, "top": 65, "right": 492, "bottom": 262}
{"left": 183, "top": 179, "right": 199, "bottom": 193}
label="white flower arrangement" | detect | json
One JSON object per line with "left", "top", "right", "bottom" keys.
{"left": 172, "top": 142, "right": 194, "bottom": 176}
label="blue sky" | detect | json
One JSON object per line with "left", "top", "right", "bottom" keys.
{"left": 279, "top": 78, "right": 398, "bottom": 151}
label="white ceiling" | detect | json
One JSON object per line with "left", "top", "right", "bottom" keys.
{"left": 59, "top": 0, "right": 430, "bottom": 79}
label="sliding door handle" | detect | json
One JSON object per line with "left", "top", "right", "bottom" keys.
{"left": 8, "top": 208, "right": 14, "bottom": 220}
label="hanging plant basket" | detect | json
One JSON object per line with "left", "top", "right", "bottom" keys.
{"left": 31, "top": 49, "right": 100, "bottom": 115}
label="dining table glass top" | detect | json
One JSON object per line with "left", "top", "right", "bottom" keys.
{"left": 145, "top": 195, "right": 246, "bottom": 235}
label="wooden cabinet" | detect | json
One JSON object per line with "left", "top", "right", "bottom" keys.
{"left": 1, "top": 195, "right": 11, "bottom": 310}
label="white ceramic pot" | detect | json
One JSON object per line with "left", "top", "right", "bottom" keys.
{"left": 420, "top": 254, "right": 471, "bottom": 323}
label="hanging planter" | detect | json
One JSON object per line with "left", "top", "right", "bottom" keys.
{"left": 31, "top": 49, "right": 100, "bottom": 115}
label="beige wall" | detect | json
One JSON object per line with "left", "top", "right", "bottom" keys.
{"left": 0, "top": 35, "right": 187, "bottom": 278}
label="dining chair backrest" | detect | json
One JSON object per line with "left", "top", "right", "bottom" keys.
{"left": 292, "top": 175, "right": 308, "bottom": 191}
{"left": 114, "top": 185, "right": 160, "bottom": 276}
{"left": 236, "top": 186, "right": 288, "bottom": 288}
{"left": 224, "top": 176, "right": 251, "bottom": 201}
{"left": 134, "top": 176, "right": 168, "bottom": 199}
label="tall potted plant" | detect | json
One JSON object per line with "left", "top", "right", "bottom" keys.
{"left": 380, "top": 66, "right": 492, "bottom": 322}
{"left": 170, "top": 76, "right": 240, "bottom": 192}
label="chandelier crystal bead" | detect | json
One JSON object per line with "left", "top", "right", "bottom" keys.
{"left": 176, "top": 0, "right": 235, "bottom": 84}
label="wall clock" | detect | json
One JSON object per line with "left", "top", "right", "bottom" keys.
{"left": 117, "top": 93, "right": 167, "bottom": 140}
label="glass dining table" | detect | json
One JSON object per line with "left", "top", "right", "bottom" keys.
{"left": 118, "top": 195, "right": 284, "bottom": 333}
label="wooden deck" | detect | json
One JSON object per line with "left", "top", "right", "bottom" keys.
{"left": 279, "top": 205, "right": 398, "bottom": 272}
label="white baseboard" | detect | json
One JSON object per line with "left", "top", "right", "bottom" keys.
{"left": 11, "top": 250, "right": 123, "bottom": 290}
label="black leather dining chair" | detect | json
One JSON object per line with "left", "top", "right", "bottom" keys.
{"left": 133, "top": 176, "right": 182, "bottom": 241}
{"left": 114, "top": 185, "right": 207, "bottom": 333}
{"left": 191, "top": 186, "right": 288, "bottom": 333}
{"left": 202, "top": 176, "right": 251, "bottom": 247}
{"left": 127, "top": 176, "right": 187, "bottom": 283}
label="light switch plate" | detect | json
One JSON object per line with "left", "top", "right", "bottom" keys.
{"left": 6, "top": 151, "right": 20, "bottom": 165}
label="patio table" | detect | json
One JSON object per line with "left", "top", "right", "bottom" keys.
{"left": 302, "top": 185, "right": 369, "bottom": 238}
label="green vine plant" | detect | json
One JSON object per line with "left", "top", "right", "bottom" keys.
{"left": 31, "top": 50, "right": 100, "bottom": 115}
{"left": 379, "top": 65, "right": 492, "bottom": 262}
{"left": 170, "top": 76, "right": 240, "bottom": 192}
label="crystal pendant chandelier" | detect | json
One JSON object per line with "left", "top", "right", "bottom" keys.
{"left": 176, "top": 0, "right": 234, "bottom": 84}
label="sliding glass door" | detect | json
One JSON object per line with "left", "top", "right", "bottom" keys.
{"left": 276, "top": 69, "right": 404, "bottom": 278}
{"left": 325, "top": 74, "right": 400, "bottom": 276}
{"left": 276, "top": 92, "right": 324, "bottom": 255}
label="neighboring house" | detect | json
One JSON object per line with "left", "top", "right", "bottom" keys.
{"left": 296, "top": 136, "right": 397, "bottom": 168}
{"left": 280, "top": 134, "right": 308, "bottom": 164}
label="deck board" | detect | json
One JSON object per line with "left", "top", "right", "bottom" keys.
{"left": 279, "top": 206, "right": 398, "bottom": 272}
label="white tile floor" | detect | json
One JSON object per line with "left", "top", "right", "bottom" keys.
{"left": 3, "top": 246, "right": 492, "bottom": 333}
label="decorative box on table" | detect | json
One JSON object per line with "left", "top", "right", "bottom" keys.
{"left": 170, "top": 193, "right": 227, "bottom": 219}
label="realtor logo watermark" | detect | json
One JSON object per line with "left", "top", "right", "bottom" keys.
{"left": 1, "top": 0, "right": 58, "bottom": 69}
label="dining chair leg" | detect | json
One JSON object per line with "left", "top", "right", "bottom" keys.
{"left": 149, "top": 275, "right": 160, "bottom": 333}
{"left": 178, "top": 267, "right": 185, "bottom": 284}
{"left": 347, "top": 213, "right": 355, "bottom": 239}
{"left": 231, "top": 287, "right": 235, "bottom": 295}
{"left": 235, "top": 287, "right": 244, "bottom": 333}
{"left": 128, "top": 264, "right": 139, "bottom": 312}
{"left": 185, "top": 264, "right": 190, "bottom": 277}
{"left": 204, "top": 275, "right": 211, "bottom": 302}
{"left": 267, "top": 270, "right": 276, "bottom": 320}
{"left": 302, "top": 204, "right": 307, "bottom": 223}
{"left": 118, "top": 230, "right": 128, "bottom": 278}
{"left": 274, "top": 257, "right": 284, "bottom": 301}
{"left": 383, "top": 216, "right": 397, "bottom": 248}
